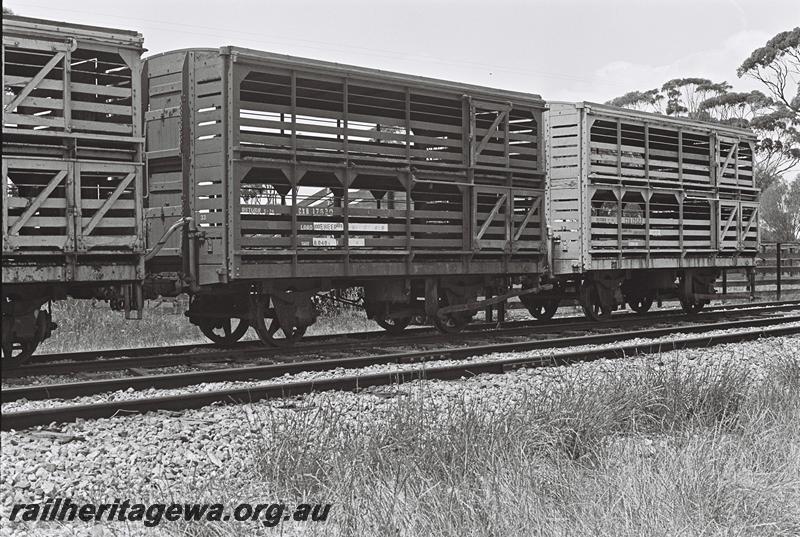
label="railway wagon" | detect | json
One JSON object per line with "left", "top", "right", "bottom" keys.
{"left": 143, "top": 47, "right": 549, "bottom": 344}
{"left": 2, "top": 16, "right": 146, "bottom": 362}
{"left": 545, "top": 102, "right": 759, "bottom": 320}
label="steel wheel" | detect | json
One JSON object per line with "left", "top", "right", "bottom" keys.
{"left": 198, "top": 318, "right": 250, "bottom": 344}
{"left": 528, "top": 299, "right": 560, "bottom": 320}
{"left": 250, "top": 295, "right": 306, "bottom": 347}
{"left": 376, "top": 316, "right": 411, "bottom": 335}
{"left": 579, "top": 283, "right": 613, "bottom": 322}
{"left": 1, "top": 339, "right": 37, "bottom": 368}
{"left": 627, "top": 295, "right": 653, "bottom": 314}
{"left": 680, "top": 297, "right": 707, "bottom": 315}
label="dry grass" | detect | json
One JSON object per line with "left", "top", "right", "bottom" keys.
{"left": 38, "top": 299, "right": 205, "bottom": 354}
{"left": 169, "top": 345, "right": 800, "bottom": 536}
{"left": 38, "top": 298, "right": 381, "bottom": 354}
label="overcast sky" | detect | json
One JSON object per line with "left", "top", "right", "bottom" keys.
{"left": 7, "top": 0, "right": 795, "bottom": 103}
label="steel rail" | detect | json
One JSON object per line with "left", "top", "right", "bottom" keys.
{"left": 7, "top": 301, "right": 799, "bottom": 379}
{"left": 22, "top": 299, "right": 800, "bottom": 365}
{"left": 2, "top": 322, "right": 797, "bottom": 431}
{"left": 3, "top": 315, "right": 798, "bottom": 404}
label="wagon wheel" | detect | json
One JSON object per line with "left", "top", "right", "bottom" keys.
{"left": 678, "top": 275, "right": 708, "bottom": 316}
{"left": 679, "top": 297, "right": 707, "bottom": 316}
{"left": 197, "top": 318, "right": 250, "bottom": 345}
{"left": 2, "top": 307, "right": 49, "bottom": 368}
{"left": 1, "top": 339, "right": 37, "bottom": 368}
{"left": 527, "top": 300, "right": 560, "bottom": 320}
{"left": 250, "top": 295, "right": 307, "bottom": 347}
{"left": 627, "top": 294, "right": 653, "bottom": 314}
{"left": 376, "top": 316, "right": 411, "bottom": 335}
{"left": 579, "top": 282, "right": 613, "bottom": 322}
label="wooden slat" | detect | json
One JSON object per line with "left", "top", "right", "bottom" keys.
{"left": 4, "top": 76, "right": 132, "bottom": 98}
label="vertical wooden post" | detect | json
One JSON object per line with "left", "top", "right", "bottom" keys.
{"left": 616, "top": 119, "right": 622, "bottom": 177}
{"left": 677, "top": 129, "right": 683, "bottom": 186}
{"left": 63, "top": 49, "right": 72, "bottom": 132}
{"left": 776, "top": 242, "right": 782, "bottom": 301}
{"left": 1, "top": 157, "right": 7, "bottom": 250}
{"left": 342, "top": 78, "right": 350, "bottom": 275}
{"left": 643, "top": 123, "right": 650, "bottom": 182}
{"left": 722, "top": 268, "right": 727, "bottom": 295}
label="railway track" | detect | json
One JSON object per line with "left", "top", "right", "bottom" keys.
{"left": 2, "top": 316, "right": 797, "bottom": 430}
{"left": 7, "top": 300, "right": 799, "bottom": 379}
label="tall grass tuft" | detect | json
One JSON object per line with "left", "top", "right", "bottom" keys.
{"left": 175, "top": 345, "right": 800, "bottom": 536}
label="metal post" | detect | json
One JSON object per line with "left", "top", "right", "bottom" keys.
{"left": 722, "top": 269, "right": 727, "bottom": 295}
{"left": 776, "top": 242, "right": 782, "bottom": 301}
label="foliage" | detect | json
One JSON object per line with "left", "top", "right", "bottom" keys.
{"left": 607, "top": 89, "right": 664, "bottom": 113}
{"left": 738, "top": 27, "right": 800, "bottom": 111}
{"left": 2, "top": 7, "right": 14, "bottom": 15}
{"left": 607, "top": 28, "right": 800, "bottom": 182}
{"left": 661, "top": 78, "right": 731, "bottom": 117}
{"left": 737, "top": 28, "right": 800, "bottom": 177}
{"left": 759, "top": 173, "right": 800, "bottom": 242}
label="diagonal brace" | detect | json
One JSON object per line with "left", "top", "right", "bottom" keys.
{"left": 719, "top": 204, "right": 738, "bottom": 243}
{"left": 476, "top": 193, "right": 507, "bottom": 241}
{"left": 513, "top": 196, "right": 541, "bottom": 241}
{"left": 718, "top": 142, "right": 737, "bottom": 180}
{"left": 740, "top": 207, "right": 758, "bottom": 244}
{"left": 9, "top": 170, "right": 67, "bottom": 235}
{"left": 4, "top": 52, "right": 65, "bottom": 112}
{"left": 82, "top": 172, "right": 136, "bottom": 236}
{"left": 474, "top": 109, "right": 508, "bottom": 157}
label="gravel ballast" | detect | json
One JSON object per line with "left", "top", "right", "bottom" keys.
{"left": 0, "top": 333, "right": 798, "bottom": 536}
{"left": 3, "top": 321, "right": 798, "bottom": 414}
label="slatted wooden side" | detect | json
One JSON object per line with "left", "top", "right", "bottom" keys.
{"left": 3, "top": 16, "right": 145, "bottom": 267}
{"left": 3, "top": 17, "right": 142, "bottom": 143}
{"left": 545, "top": 103, "right": 583, "bottom": 274}
{"left": 232, "top": 60, "right": 544, "bottom": 190}
{"left": 219, "top": 50, "right": 547, "bottom": 275}
{"left": 546, "top": 103, "right": 759, "bottom": 274}
{"left": 143, "top": 51, "right": 185, "bottom": 261}
{"left": 188, "top": 52, "right": 227, "bottom": 273}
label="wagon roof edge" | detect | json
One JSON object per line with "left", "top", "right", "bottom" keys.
{"left": 2, "top": 15, "right": 144, "bottom": 46}
{"left": 215, "top": 45, "right": 545, "bottom": 105}
{"left": 550, "top": 101, "right": 757, "bottom": 139}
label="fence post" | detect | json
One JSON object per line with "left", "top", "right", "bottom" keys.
{"left": 722, "top": 269, "right": 727, "bottom": 295}
{"left": 776, "top": 242, "right": 782, "bottom": 301}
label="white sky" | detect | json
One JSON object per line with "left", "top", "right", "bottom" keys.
{"left": 8, "top": 0, "right": 796, "bottom": 100}
{"left": 6, "top": 0, "right": 798, "bottom": 175}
